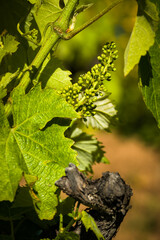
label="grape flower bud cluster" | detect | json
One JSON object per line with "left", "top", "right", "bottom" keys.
{"left": 61, "top": 42, "right": 118, "bottom": 118}
{"left": 26, "top": 28, "right": 38, "bottom": 41}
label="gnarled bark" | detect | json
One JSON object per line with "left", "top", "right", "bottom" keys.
{"left": 55, "top": 163, "right": 132, "bottom": 240}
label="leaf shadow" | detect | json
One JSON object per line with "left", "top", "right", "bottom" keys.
{"left": 139, "top": 53, "right": 153, "bottom": 87}
{"left": 41, "top": 118, "right": 71, "bottom": 131}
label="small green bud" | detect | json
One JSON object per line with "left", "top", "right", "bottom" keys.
{"left": 93, "top": 97, "right": 97, "bottom": 102}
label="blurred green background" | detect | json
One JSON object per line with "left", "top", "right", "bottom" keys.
{"left": 55, "top": 1, "right": 160, "bottom": 239}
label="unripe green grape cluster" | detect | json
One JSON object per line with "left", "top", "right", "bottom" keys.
{"left": 61, "top": 42, "right": 118, "bottom": 118}
{"left": 97, "top": 41, "right": 118, "bottom": 74}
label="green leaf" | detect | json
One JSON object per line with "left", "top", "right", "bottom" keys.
{"left": 56, "top": 197, "right": 75, "bottom": 216}
{"left": 83, "top": 94, "right": 117, "bottom": 130}
{"left": 139, "top": 1, "right": 160, "bottom": 128}
{"left": 81, "top": 211, "right": 104, "bottom": 240}
{"left": 64, "top": 0, "right": 68, "bottom": 5}
{"left": 0, "top": 87, "right": 6, "bottom": 99}
{"left": 68, "top": 126, "right": 106, "bottom": 173}
{"left": 27, "top": 0, "right": 39, "bottom": 4}
{"left": 139, "top": 25, "right": 160, "bottom": 128}
{"left": 0, "top": 85, "right": 78, "bottom": 219}
{"left": 53, "top": 232, "right": 80, "bottom": 240}
{"left": 0, "top": 70, "right": 20, "bottom": 99}
{"left": 124, "top": 0, "right": 159, "bottom": 76}
{"left": 0, "top": 70, "right": 20, "bottom": 89}
{"left": 31, "top": 0, "right": 62, "bottom": 35}
{"left": 101, "top": 156, "right": 110, "bottom": 164}
{"left": 0, "top": 201, "right": 30, "bottom": 221}
{"left": 0, "top": 0, "right": 32, "bottom": 75}
{"left": 143, "top": 0, "right": 159, "bottom": 22}
{"left": 0, "top": 34, "right": 19, "bottom": 64}
{"left": 0, "top": 103, "right": 22, "bottom": 202}
{"left": 12, "top": 187, "right": 34, "bottom": 208}
{"left": 37, "top": 57, "right": 72, "bottom": 90}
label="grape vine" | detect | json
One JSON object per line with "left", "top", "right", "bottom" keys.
{"left": 61, "top": 42, "right": 118, "bottom": 121}
{"left": 1, "top": 0, "right": 159, "bottom": 239}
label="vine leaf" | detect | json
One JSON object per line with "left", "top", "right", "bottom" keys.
{"left": 0, "top": 86, "right": 6, "bottom": 99}
{"left": 124, "top": 0, "right": 159, "bottom": 76}
{"left": 0, "top": 85, "right": 78, "bottom": 220}
{"left": 68, "top": 127, "right": 108, "bottom": 173}
{"left": 0, "top": 103, "right": 18, "bottom": 202}
{"left": 83, "top": 94, "right": 117, "bottom": 130}
{"left": 0, "top": 201, "right": 32, "bottom": 221}
{"left": 139, "top": 24, "right": 160, "bottom": 128}
{"left": 37, "top": 57, "right": 72, "bottom": 90}
{"left": 0, "top": 34, "right": 19, "bottom": 64}
{"left": 0, "top": 70, "right": 20, "bottom": 99}
{"left": 11, "top": 187, "right": 34, "bottom": 209}
{"left": 53, "top": 232, "right": 80, "bottom": 240}
{"left": 28, "top": 0, "right": 38, "bottom": 4}
{"left": 56, "top": 196, "right": 75, "bottom": 217}
{"left": 81, "top": 211, "right": 105, "bottom": 240}
{"left": 0, "top": 0, "right": 33, "bottom": 74}
{"left": 31, "top": 0, "right": 62, "bottom": 35}
{"left": 0, "top": 70, "right": 19, "bottom": 89}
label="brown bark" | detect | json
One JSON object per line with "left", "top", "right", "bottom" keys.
{"left": 55, "top": 163, "right": 132, "bottom": 240}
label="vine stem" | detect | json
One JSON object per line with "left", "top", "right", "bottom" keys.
{"left": 59, "top": 213, "right": 64, "bottom": 233}
{"left": 54, "top": 201, "right": 81, "bottom": 239}
{"left": 64, "top": 201, "right": 81, "bottom": 232}
{"left": 10, "top": 219, "right": 15, "bottom": 240}
{"left": 8, "top": 207, "right": 15, "bottom": 240}
{"left": 63, "top": 0, "right": 125, "bottom": 39}
{"left": 19, "top": 0, "right": 79, "bottom": 90}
